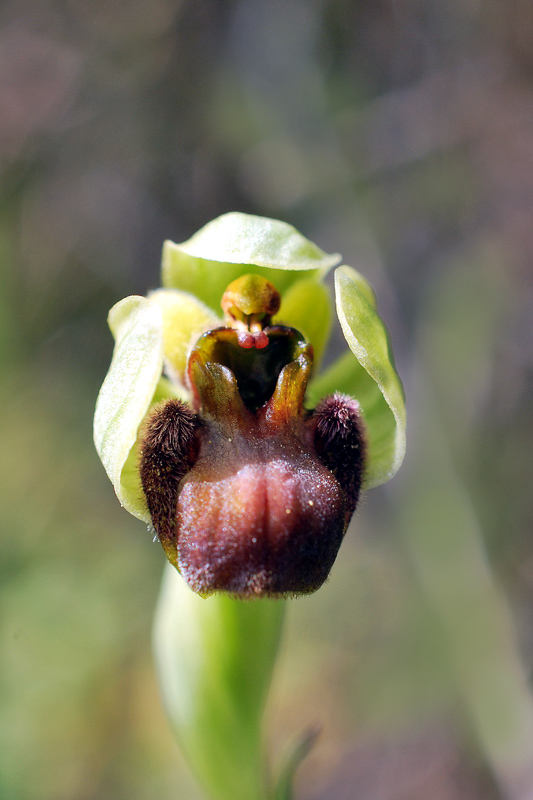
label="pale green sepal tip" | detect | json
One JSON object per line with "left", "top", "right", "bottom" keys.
{"left": 341, "top": 263, "right": 378, "bottom": 309}
{"left": 93, "top": 295, "right": 165, "bottom": 523}
{"left": 154, "top": 565, "right": 285, "bottom": 800}
{"left": 162, "top": 212, "right": 340, "bottom": 312}
{"left": 334, "top": 265, "right": 406, "bottom": 488}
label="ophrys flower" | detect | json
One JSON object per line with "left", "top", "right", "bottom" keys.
{"left": 94, "top": 212, "right": 405, "bottom": 597}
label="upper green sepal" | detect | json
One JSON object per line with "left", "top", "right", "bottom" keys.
{"left": 162, "top": 212, "right": 340, "bottom": 312}
{"left": 307, "top": 265, "right": 406, "bottom": 489}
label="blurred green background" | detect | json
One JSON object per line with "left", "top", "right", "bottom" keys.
{"left": 2, "top": 1, "right": 533, "bottom": 798}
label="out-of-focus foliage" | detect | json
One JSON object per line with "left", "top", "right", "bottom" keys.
{"left": 1, "top": 1, "right": 533, "bottom": 799}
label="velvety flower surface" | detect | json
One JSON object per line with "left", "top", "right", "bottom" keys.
{"left": 94, "top": 213, "right": 405, "bottom": 597}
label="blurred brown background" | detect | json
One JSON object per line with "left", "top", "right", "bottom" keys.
{"left": 2, "top": 1, "right": 533, "bottom": 799}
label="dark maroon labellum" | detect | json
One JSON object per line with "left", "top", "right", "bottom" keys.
{"left": 140, "top": 277, "right": 366, "bottom": 598}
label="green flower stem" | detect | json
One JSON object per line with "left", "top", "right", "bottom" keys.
{"left": 154, "top": 565, "right": 285, "bottom": 800}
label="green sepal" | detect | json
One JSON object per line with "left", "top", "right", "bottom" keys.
{"left": 307, "top": 266, "right": 406, "bottom": 489}
{"left": 94, "top": 296, "right": 173, "bottom": 522}
{"left": 154, "top": 565, "right": 285, "bottom": 800}
{"left": 162, "top": 212, "right": 340, "bottom": 313}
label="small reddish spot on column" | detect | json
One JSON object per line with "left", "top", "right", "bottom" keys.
{"left": 237, "top": 331, "right": 255, "bottom": 348}
{"left": 254, "top": 330, "right": 269, "bottom": 349}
